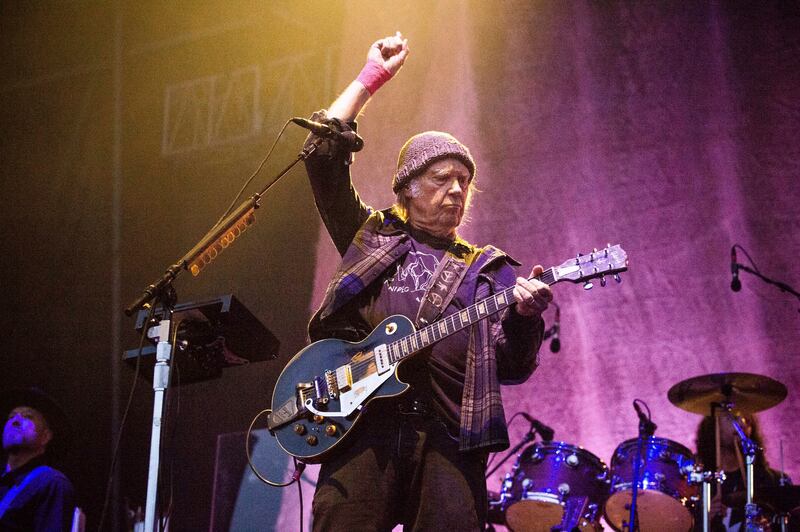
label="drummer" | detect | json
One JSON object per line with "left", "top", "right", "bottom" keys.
{"left": 694, "top": 413, "right": 791, "bottom": 531}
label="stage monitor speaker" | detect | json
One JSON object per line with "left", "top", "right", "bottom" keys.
{"left": 210, "top": 429, "right": 296, "bottom": 531}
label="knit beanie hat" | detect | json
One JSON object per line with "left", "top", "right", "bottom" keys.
{"left": 392, "top": 131, "right": 476, "bottom": 193}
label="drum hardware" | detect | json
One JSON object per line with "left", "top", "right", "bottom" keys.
{"left": 668, "top": 372, "right": 790, "bottom": 532}
{"left": 717, "top": 402, "right": 765, "bottom": 532}
{"left": 687, "top": 467, "right": 726, "bottom": 532}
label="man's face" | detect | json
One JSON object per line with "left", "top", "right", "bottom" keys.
{"left": 406, "top": 158, "right": 472, "bottom": 238}
{"left": 2, "top": 406, "right": 52, "bottom": 454}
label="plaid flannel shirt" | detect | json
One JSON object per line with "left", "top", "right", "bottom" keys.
{"left": 304, "top": 127, "right": 543, "bottom": 453}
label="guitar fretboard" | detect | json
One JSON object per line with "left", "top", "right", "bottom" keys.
{"left": 385, "top": 267, "right": 558, "bottom": 363}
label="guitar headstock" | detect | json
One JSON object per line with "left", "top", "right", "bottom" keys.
{"left": 554, "top": 245, "right": 628, "bottom": 287}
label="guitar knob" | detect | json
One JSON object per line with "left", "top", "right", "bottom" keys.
{"left": 614, "top": 274, "right": 622, "bottom": 283}
{"left": 306, "top": 435, "right": 318, "bottom": 446}
{"left": 313, "top": 415, "right": 325, "bottom": 424}
{"left": 293, "top": 424, "right": 306, "bottom": 435}
{"left": 600, "top": 276, "right": 607, "bottom": 287}
{"left": 325, "top": 425, "right": 338, "bottom": 437}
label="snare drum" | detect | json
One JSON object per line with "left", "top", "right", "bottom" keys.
{"left": 500, "top": 441, "right": 609, "bottom": 532}
{"left": 604, "top": 437, "right": 698, "bottom": 531}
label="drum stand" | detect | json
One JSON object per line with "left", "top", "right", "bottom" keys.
{"left": 688, "top": 468, "right": 725, "bottom": 532}
{"left": 720, "top": 406, "right": 764, "bottom": 532}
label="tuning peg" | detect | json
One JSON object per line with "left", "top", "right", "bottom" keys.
{"left": 614, "top": 274, "right": 622, "bottom": 283}
{"left": 583, "top": 281, "right": 593, "bottom": 290}
{"left": 600, "top": 275, "right": 607, "bottom": 287}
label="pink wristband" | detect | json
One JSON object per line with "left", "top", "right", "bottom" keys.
{"left": 356, "top": 60, "right": 393, "bottom": 95}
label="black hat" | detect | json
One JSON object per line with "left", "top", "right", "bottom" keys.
{"left": 1, "top": 387, "right": 71, "bottom": 460}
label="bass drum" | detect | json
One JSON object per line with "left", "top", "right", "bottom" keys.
{"left": 604, "top": 437, "right": 698, "bottom": 532}
{"left": 500, "top": 441, "right": 610, "bottom": 532}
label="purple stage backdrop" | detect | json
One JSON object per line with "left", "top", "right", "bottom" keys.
{"left": 287, "top": 2, "right": 800, "bottom": 527}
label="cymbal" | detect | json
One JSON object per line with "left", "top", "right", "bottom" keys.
{"left": 667, "top": 372, "right": 787, "bottom": 416}
{"left": 723, "top": 485, "right": 800, "bottom": 513}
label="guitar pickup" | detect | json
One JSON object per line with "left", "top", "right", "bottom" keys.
{"left": 374, "top": 344, "right": 391, "bottom": 374}
{"left": 335, "top": 365, "right": 352, "bottom": 393}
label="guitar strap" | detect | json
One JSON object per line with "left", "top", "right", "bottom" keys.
{"left": 0, "top": 465, "right": 48, "bottom": 519}
{"left": 414, "top": 244, "right": 476, "bottom": 327}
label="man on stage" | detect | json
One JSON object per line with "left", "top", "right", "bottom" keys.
{"left": 1, "top": 388, "right": 75, "bottom": 531}
{"left": 303, "top": 32, "right": 552, "bottom": 530}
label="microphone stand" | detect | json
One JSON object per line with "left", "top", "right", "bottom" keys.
{"left": 625, "top": 406, "right": 656, "bottom": 532}
{"left": 486, "top": 425, "right": 539, "bottom": 479}
{"left": 124, "top": 139, "right": 321, "bottom": 532}
{"left": 732, "top": 263, "right": 800, "bottom": 312}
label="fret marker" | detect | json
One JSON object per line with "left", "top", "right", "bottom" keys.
{"left": 497, "top": 293, "right": 506, "bottom": 305}
{"left": 478, "top": 302, "right": 486, "bottom": 315}
{"left": 438, "top": 322, "right": 447, "bottom": 335}
{"left": 422, "top": 329, "right": 429, "bottom": 344}
{"left": 460, "top": 309, "right": 469, "bottom": 323}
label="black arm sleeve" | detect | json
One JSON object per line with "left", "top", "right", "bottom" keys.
{"left": 303, "top": 110, "right": 372, "bottom": 256}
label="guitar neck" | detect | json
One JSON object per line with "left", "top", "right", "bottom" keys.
{"left": 384, "top": 267, "right": 559, "bottom": 365}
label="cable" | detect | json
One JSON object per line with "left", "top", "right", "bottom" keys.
{"left": 633, "top": 398, "right": 652, "bottom": 419}
{"left": 296, "top": 457, "right": 304, "bottom": 532}
{"left": 213, "top": 119, "right": 293, "bottom": 228}
{"left": 97, "top": 303, "right": 156, "bottom": 531}
{"left": 733, "top": 243, "right": 761, "bottom": 274}
{"left": 245, "top": 409, "right": 304, "bottom": 488}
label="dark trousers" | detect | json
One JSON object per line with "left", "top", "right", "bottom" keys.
{"left": 311, "top": 406, "right": 488, "bottom": 531}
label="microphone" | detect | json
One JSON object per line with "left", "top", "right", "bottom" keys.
{"left": 291, "top": 117, "right": 364, "bottom": 152}
{"left": 730, "top": 246, "right": 741, "bottom": 292}
{"left": 549, "top": 305, "right": 561, "bottom": 353}
{"left": 520, "top": 413, "right": 555, "bottom": 441}
{"left": 633, "top": 401, "right": 657, "bottom": 435}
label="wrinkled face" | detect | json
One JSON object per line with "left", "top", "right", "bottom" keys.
{"left": 405, "top": 158, "right": 472, "bottom": 238}
{"left": 2, "top": 406, "right": 52, "bottom": 454}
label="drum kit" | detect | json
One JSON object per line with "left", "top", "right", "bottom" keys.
{"left": 488, "top": 372, "right": 797, "bottom": 531}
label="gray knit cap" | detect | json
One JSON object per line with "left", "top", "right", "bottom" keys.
{"left": 392, "top": 131, "right": 476, "bottom": 193}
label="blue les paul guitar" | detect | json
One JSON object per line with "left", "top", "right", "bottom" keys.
{"left": 267, "top": 245, "right": 628, "bottom": 463}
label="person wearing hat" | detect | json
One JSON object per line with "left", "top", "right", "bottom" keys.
{"left": 302, "top": 33, "right": 551, "bottom": 530}
{"left": 1, "top": 388, "right": 75, "bottom": 531}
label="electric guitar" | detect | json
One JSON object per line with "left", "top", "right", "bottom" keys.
{"left": 268, "top": 245, "right": 628, "bottom": 463}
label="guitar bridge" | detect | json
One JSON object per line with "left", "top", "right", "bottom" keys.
{"left": 325, "top": 369, "right": 339, "bottom": 399}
